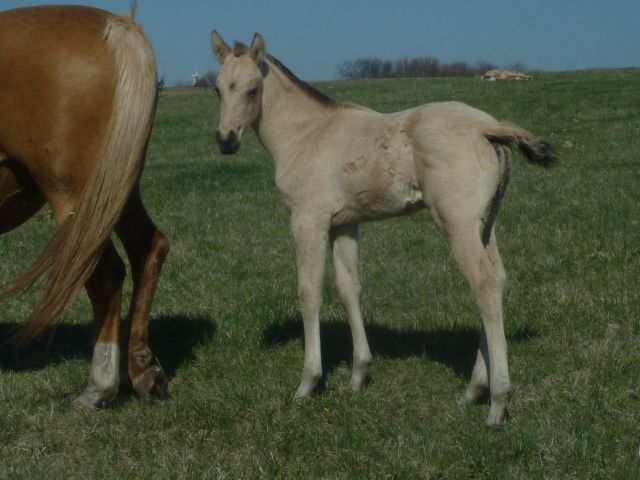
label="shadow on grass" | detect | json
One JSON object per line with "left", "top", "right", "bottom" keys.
{"left": 262, "top": 315, "right": 538, "bottom": 380}
{"left": 0, "top": 314, "right": 215, "bottom": 377}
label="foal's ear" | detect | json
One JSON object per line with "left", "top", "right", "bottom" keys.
{"left": 211, "top": 30, "right": 231, "bottom": 63}
{"left": 250, "top": 33, "right": 266, "bottom": 63}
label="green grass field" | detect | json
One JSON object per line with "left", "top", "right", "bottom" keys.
{"left": 1, "top": 69, "right": 639, "bottom": 478}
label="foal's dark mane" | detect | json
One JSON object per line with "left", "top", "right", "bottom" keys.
{"left": 265, "top": 55, "right": 335, "bottom": 107}
{"left": 233, "top": 41, "right": 335, "bottom": 107}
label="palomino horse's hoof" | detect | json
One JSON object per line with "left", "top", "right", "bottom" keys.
{"left": 132, "top": 365, "right": 169, "bottom": 400}
{"left": 72, "top": 386, "right": 117, "bottom": 411}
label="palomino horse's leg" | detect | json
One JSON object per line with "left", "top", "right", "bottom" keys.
{"left": 291, "top": 210, "right": 329, "bottom": 398}
{"left": 330, "top": 224, "right": 372, "bottom": 390}
{"left": 73, "top": 240, "right": 125, "bottom": 409}
{"left": 116, "top": 187, "right": 170, "bottom": 399}
{"left": 446, "top": 223, "right": 510, "bottom": 427}
{"left": 37, "top": 190, "right": 125, "bottom": 409}
{"left": 1, "top": 177, "right": 124, "bottom": 409}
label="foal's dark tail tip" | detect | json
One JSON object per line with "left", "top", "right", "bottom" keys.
{"left": 520, "top": 140, "right": 557, "bottom": 169}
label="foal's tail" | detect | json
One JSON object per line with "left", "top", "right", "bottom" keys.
{"left": 3, "top": 12, "right": 157, "bottom": 343}
{"left": 484, "top": 122, "right": 556, "bottom": 168}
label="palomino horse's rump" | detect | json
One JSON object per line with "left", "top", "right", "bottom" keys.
{"left": 0, "top": 5, "right": 156, "bottom": 342}
{"left": 1, "top": 4, "right": 168, "bottom": 409}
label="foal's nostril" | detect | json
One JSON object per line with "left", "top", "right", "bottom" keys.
{"left": 215, "top": 129, "right": 236, "bottom": 144}
{"left": 216, "top": 129, "right": 239, "bottom": 154}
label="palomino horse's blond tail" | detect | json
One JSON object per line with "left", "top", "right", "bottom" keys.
{"left": 484, "top": 122, "right": 556, "bottom": 168}
{"left": 3, "top": 13, "right": 157, "bottom": 343}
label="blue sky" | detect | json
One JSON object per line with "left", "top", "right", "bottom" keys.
{"left": 4, "top": 0, "right": 639, "bottom": 85}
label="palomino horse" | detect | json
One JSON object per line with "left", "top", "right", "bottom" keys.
{"left": 210, "top": 32, "right": 554, "bottom": 426}
{"left": 0, "top": 5, "right": 169, "bottom": 408}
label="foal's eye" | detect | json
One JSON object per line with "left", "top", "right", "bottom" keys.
{"left": 247, "top": 87, "right": 259, "bottom": 98}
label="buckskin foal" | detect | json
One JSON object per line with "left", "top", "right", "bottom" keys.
{"left": 210, "top": 32, "right": 554, "bottom": 426}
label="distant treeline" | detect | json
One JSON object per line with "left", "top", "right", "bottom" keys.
{"left": 337, "top": 57, "right": 528, "bottom": 80}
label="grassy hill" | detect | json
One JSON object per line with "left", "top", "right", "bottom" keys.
{"left": 1, "top": 68, "right": 639, "bottom": 478}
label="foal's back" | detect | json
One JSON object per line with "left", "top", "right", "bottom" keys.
{"left": 318, "top": 101, "right": 503, "bottom": 224}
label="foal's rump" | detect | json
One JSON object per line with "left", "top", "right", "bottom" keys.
{"left": 408, "top": 101, "right": 554, "bottom": 168}
{"left": 406, "top": 101, "right": 553, "bottom": 230}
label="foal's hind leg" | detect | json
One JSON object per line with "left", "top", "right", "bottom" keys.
{"left": 458, "top": 232, "right": 506, "bottom": 407}
{"left": 458, "top": 327, "right": 489, "bottom": 405}
{"left": 446, "top": 223, "right": 510, "bottom": 427}
{"left": 116, "top": 187, "right": 170, "bottom": 399}
{"left": 73, "top": 241, "right": 125, "bottom": 410}
{"left": 331, "top": 224, "right": 372, "bottom": 390}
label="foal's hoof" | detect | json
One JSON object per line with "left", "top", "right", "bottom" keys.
{"left": 132, "top": 365, "right": 169, "bottom": 400}
{"left": 72, "top": 386, "right": 116, "bottom": 411}
{"left": 486, "top": 403, "right": 509, "bottom": 428}
{"left": 458, "top": 385, "right": 489, "bottom": 406}
{"left": 349, "top": 374, "right": 370, "bottom": 392}
{"left": 294, "top": 378, "right": 321, "bottom": 399}
{"left": 294, "top": 370, "right": 322, "bottom": 399}
{"left": 294, "top": 384, "right": 314, "bottom": 399}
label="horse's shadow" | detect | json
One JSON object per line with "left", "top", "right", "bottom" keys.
{"left": 0, "top": 314, "right": 216, "bottom": 377}
{"left": 262, "top": 315, "right": 538, "bottom": 380}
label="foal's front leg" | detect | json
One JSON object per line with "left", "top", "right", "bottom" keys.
{"left": 331, "top": 224, "right": 372, "bottom": 390}
{"left": 291, "top": 210, "right": 329, "bottom": 398}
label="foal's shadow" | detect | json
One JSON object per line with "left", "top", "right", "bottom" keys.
{"left": 262, "top": 315, "right": 538, "bottom": 381}
{"left": 0, "top": 314, "right": 215, "bottom": 377}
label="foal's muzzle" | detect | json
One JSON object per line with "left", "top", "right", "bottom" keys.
{"left": 216, "top": 130, "right": 240, "bottom": 155}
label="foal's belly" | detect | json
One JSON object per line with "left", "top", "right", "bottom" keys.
{"left": 331, "top": 167, "right": 425, "bottom": 225}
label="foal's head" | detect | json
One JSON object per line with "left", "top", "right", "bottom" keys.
{"left": 211, "top": 31, "right": 266, "bottom": 154}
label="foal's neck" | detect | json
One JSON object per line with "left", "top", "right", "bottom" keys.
{"left": 252, "top": 59, "right": 334, "bottom": 161}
